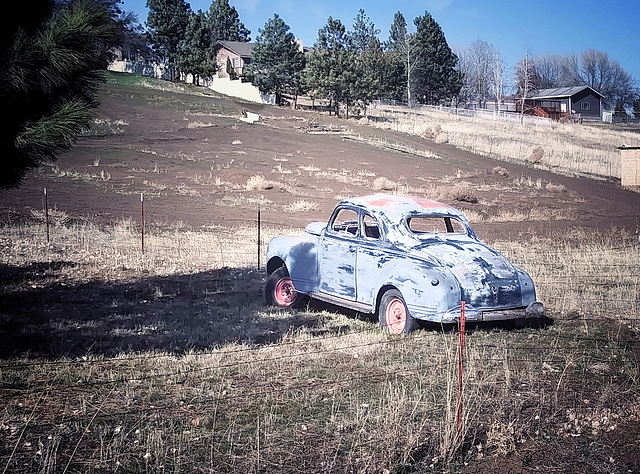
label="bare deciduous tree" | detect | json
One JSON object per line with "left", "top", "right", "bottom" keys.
{"left": 457, "top": 40, "right": 499, "bottom": 108}
{"left": 492, "top": 51, "right": 506, "bottom": 112}
{"left": 515, "top": 50, "right": 538, "bottom": 114}
{"left": 388, "top": 12, "right": 418, "bottom": 106}
{"left": 533, "top": 50, "right": 637, "bottom": 109}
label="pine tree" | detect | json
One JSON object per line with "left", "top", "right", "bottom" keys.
{"left": 244, "top": 15, "right": 305, "bottom": 105}
{"left": 350, "top": 9, "right": 379, "bottom": 54}
{"left": 146, "top": 0, "right": 191, "bottom": 79}
{"left": 347, "top": 10, "right": 383, "bottom": 114}
{"left": 208, "top": 0, "right": 250, "bottom": 42}
{"left": 304, "top": 17, "right": 352, "bottom": 116}
{"left": 179, "top": 10, "right": 217, "bottom": 84}
{"left": 633, "top": 96, "right": 640, "bottom": 120}
{"left": 412, "top": 11, "right": 462, "bottom": 104}
{"left": 613, "top": 100, "right": 629, "bottom": 122}
{"left": 0, "top": 0, "right": 118, "bottom": 189}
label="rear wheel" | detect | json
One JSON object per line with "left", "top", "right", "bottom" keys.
{"left": 379, "top": 289, "right": 418, "bottom": 334}
{"left": 265, "top": 267, "right": 306, "bottom": 308}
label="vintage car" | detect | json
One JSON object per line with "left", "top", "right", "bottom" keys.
{"left": 265, "top": 194, "right": 544, "bottom": 333}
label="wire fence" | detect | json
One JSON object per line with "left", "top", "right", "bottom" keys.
{"left": 1, "top": 189, "right": 639, "bottom": 472}
{"left": 372, "top": 100, "right": 554, "bottom": 128}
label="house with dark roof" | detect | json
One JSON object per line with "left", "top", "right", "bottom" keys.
{"left": 216, "top": 41, "right": 253, "bottom": 80}
{"left": 522, "top": 86, "right": 604, "bottom": 121}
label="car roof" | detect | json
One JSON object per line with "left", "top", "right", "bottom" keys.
{"left": 341, "top": 194, "right": 460, "bottom": 219}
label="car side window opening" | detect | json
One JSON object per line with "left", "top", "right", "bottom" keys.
{"left": 331, "top": 208, "right": 359, "bottom": 236}
{"left": 362, "top": 214, "right": 380, "bottom": 239}
{"left": 408, "top": 216, "right": 466, "bottom": 234}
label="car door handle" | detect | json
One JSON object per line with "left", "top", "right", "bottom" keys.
{"left": 349, "top": 245, "right": 356, "bottom": 252}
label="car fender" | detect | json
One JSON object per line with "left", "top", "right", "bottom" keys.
{"left": 372, "top": 255, "right": 461, "bottom": 321}
{"left": 514, "top": 267, "right": 537, "bottom": 304}
{"left": 266, "top": 235, "right": 319, "bottom": 293}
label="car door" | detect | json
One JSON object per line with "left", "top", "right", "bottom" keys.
{"left": 356, "top": 212, "right": 386, "bottom": 306}
{"left": 319, "top": 207, "right": 358, "bottom": 300}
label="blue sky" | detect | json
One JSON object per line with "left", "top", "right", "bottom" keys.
{"left": 123, "top": 0, "right": 640, "bottom": 87}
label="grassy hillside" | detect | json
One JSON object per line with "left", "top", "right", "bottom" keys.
{"left": 364, "top": 104, "right": 640, "bottom": 180}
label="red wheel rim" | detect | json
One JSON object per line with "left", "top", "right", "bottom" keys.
{"left": 274, "top": 277, "right": 297, "bottom": 306}
{"left": 385, "top": 298, "right": 407, "bottom": 334}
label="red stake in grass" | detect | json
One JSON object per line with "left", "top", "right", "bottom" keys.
{"left": 457, "top": 300, "right": 466, "bottom": 435}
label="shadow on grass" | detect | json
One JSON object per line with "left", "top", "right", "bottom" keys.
{"left": 0, "top": 263, "right": 329, "bottom": 359}
{"left": 0, "top": 260, "right": 555, "bottom": 359}
{"left": 419, "top": 317, "right": 554, "bottom": 333}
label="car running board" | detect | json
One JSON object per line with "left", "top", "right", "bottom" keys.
{"left": 309, "top": 292, "right": 374, "bottom": 314}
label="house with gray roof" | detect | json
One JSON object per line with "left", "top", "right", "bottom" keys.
{"left": 216, "top": 41, "right": 254, "bottom": 80}
{"left": 523, "top": 86, "right": 604, "bottom": 121}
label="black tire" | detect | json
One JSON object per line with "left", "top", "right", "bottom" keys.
{"left": 378, "top": 289, "right": 418, "bottom": 334}
{"left": 265, "top": 267, "right": 307, "bottom": 308}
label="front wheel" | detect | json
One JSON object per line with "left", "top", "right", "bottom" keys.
{"left": 265, "top": 267, "right": 306, "bottom": 308}
{"left": 379, "top": 289, "right": 418, "bottom": 334}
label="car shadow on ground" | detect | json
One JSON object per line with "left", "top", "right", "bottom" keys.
{"left": 0, "top": 260, "right": 555, "bottom": 359}
{"left": 0, "top": 263, "right": 329, "bottom": 359}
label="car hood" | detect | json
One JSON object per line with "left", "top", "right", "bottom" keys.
{"left": 411, "top": 238, "right": 524, "bottom": 309}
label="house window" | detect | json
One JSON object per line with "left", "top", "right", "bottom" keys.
{"left": 232, "top": 57, "right": 241, "bottom": 69}
{"left": 580, "top": 102, "right": 591, "bottom": 111}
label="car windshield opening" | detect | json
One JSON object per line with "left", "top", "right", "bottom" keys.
{"left": 331, "top": 208, "right": 359, "bottom": 235}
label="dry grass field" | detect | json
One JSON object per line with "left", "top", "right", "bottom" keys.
{"left": 365, "top": 104, "right": 640, "bottom": 180}
{"left": 1, "top": 73, "right": 639, "bottom": 473}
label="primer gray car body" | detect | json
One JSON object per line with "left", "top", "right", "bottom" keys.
{"left": 265, "top": 194, "right": 544, "bottom": 324}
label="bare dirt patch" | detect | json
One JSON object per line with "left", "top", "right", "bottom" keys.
{"left": 1, "top": 79, "right": 639, "bottom": 240}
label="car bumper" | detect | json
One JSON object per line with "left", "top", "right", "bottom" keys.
{"left": 442, "top": 301, "right": 545, "bottom": 323}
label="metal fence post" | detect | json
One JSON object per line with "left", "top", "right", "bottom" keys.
{"left": 43, "top": 187, "right": 49, "bottom": 243}
{"left": 457, "top": 301, "right": 466, "bottom": 435}
{"left": 257, "top": 204, "right": 261, "bottom": 269}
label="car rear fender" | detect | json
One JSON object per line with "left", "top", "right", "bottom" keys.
{"left": 374, "top": 257, "right": 461, "bottom": 321}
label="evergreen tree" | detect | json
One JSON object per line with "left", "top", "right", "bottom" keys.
{"left": 350, "top": 9, "right": 379, "bottom": 54}
{"left": 347, "top": 10, "right": 383, "bottom": 113}
{"left": 358, "top": 36, "right": 385, "bottom": 106}
{"left": 208, "top": 0, "right": 250, "bottom": 42}
{"left": 147, "top": 0, "right": 191, "bottom": 79}
{"left": 412, "top": 11, "right": 462, "bottom": 104}
{"left": 633, "top": 96, "right": 640, "bottom": 120}
{"left": 179, "top": 10, "right": 216, "bottom": 84}
{"left": 244, "top": 15, "right": 305, "bottom": 105}
{"left": 613, "top": 100, "right": 629, "bottom": 122}
{"left": 304, "top": 17, "right": 354, "bottom": 117}
{"left": 0, "top": 0, "right": 118, "bottom": 189}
